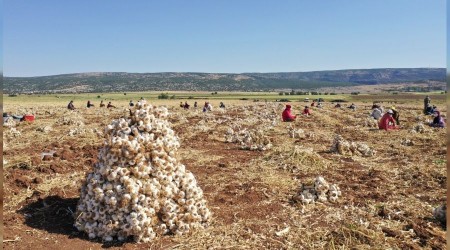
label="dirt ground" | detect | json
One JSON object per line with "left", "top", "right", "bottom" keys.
{"left": 3, "top": 98, "right": 447, "bottom": 249}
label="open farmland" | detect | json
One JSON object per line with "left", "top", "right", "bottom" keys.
{"left": 3, "top": 93, "right": 447, "bottom": 249}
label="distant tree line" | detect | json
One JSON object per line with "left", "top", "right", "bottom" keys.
{"left": 278, "top": 91, "right": 337, "bottom": 95}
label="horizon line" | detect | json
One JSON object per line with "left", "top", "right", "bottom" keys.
{"left": 4, "top": 67, "right": 446, "bottom": 78}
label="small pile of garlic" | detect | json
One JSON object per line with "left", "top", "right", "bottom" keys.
{"left": 415, "top": 115, "right": 425, "bottom": 122}
{"left": 68, "top": 127, "right": 86, "bottom": 136}
{"left": 330, "top": 135, "right": 375, "bottom": 157}
{"left": 74, "top": 100, "right": 211, "bottom": 243}
{"left": 287, "top": 125, "right": 305, "bottom": 139}
{"left": 56, "top": 111, "right": 85, "bottom": 126}
{"left": 193, "top": 120, "right": 211, "bottom": 133}
{"left": 293, "top": 176, "right": 341, "bottom": 204}
{"left": 411, "top": 123, "right": 426, "bottom": 133}
{"left": 400, "top": 139, "right": 414, "bottom": 146}
{"left": 6, "top": 127, "right": 21, "bottom": 138}
{"left": 3, "top": 118, "right": 17, "bottom": 128}
{"left": 224, "top": 127, "right": 272, "bottom": 151}
{"left": 36, "top": 125, "right": 53, "bottom": 133}
{"left": 363, "top": 117, "right": 378, "bottom": 128}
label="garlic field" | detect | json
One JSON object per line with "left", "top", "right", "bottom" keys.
{"left": 3, "top": 98, "right": 447, "bottom": 249}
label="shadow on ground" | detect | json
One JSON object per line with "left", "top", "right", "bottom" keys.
{"left": 17, "top": 195, "right": 130, "bottom": 248}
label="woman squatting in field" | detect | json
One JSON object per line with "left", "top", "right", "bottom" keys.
{"left": 282, "top": 104, "right": 296, "bottom": 122}
{"left": 378, "top": 109, "right": 398, "bottom": 131}
{"left": 430, "top": 111, "right": 445, "bottom": 128}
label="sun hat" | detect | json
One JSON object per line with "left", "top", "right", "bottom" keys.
{"left": 387, "top": 109, "right": 393, "bottom": 114}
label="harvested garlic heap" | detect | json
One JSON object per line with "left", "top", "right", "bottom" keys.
{"left": 224, "top": 127, "right": 272, "bottom": 151}
{"left": 3, "top": 118, "right": 17, "bottom": 128}
{"left": 293, "top": 176, "right": 341, "bottom": 204}
{"left": 56, "top": 111, "right": 85, "bottom": 126}
{"left": 36, "top": 125, "right": 53, "bottom": 133}
{"left": 74, "top": 101, "right": 211, "bottom": 242}
{"left": 411, "top": 122, "right": 427, "bottom": 133}
{"left": 363, "top": 117, "right": 378, "bottom": 128}
{"left": 330, "top": 135, "right": 375, "bottom": 157}
{"left": 5, "top": 127, "right": 21, "bottom": 138}
{"left": 287, "top": 125, "right": 305, "bottom": 139}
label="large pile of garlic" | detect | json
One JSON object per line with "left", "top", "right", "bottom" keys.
{"left": 224, "top": 127, "right": 272, "bottom": 151}
{"left": 330, "top": 135, "right": 375, "bottom": 157}
{"left": 74, "top": 101, "right": 211, "bottom": 242}
{"left": 293, "top": 176, "right": 341, "bottom": 204}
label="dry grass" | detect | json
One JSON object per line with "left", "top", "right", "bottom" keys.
{"left": 3, "top": 97, "right": 446, "bottom": 249}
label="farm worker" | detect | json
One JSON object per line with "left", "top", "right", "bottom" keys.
{"left": 107, "top": 102, "right": 116, "bottom": 108}
{"left": 180, "top": 102, "right": 184, "bottom": 108}
{"left": 282, "top": 105, "right": 296, "bottom": 122}
{"left": 424, "top": 104, "right": 433, "bottom": 115}
{"left": 378, "top": 109, "right": 398, "bottom": 131}
{"left": 99, "top": 100, "right": 105, "bottom": 107}
{"left": 194, "top": 101, "right": 198, "bottom": 109}
{"left": 302, "top": 106, "right": 312, "bottom": 116}
{"left": 86, "top": 100, "right": 94, "bottom": 108}
{"left": 430, "top": 111, "right": 445, "bottom": 128}
{"left": 348, "top": 103, "right": 356, "bottom": 111}
{"left": 423, "top": 95, "right": 431, "bottom": 114}
{"left": 370, "top": 106, "right": 383, "bottom": 120}
{"left": 372, "top": 104, "right": 384, "bottom": 114}
{"left": 220, "top": 102, "right": 226, "bottom": 108}
{"left": 317, "top": 102, "right": 323, "bottom": 108}
{"left": 334, "top": 103, "right": 341, "bottom": 108}
{"left": 431, "top": 105, "right": 437, "bottom": 114}
{"left": 424, "top": 104, "right": 434, "bottom": 115}
{"left": 129, "top": 100, "right": 134, "bottom": 107}
{"left": 203, "top": 102, "right": 213, "bottom": 112}
{"left": 390, "top": 106, "right": 400, "bottom": 125}
{"left": 184, "top": 101, "right": 190, "bottom": 109}
{"left": 67, "top": 100, "right": 76, "bottom": 110}
{"left": 311, "top": 101, "right": 315, "bottom": 107}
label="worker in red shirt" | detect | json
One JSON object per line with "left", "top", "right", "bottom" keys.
{"left": 302, "top": 106, "right": 312, "bottom": 116}
{"left": 282, "top": 105, "right": 296, "bottom": 122}
{"left": 378, "top": 109, "right": 398, "bottom": 130}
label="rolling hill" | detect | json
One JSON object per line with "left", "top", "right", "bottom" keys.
{"left": 4, "top": 68, "right": 445, "bottom": 93}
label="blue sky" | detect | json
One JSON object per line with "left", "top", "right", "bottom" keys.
{"left": 3, "top": 0, "right": 446, "bottom": 77}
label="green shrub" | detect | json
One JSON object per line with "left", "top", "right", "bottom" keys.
{"left": 158, "top": 93, "right": 169, "bottom": 99}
